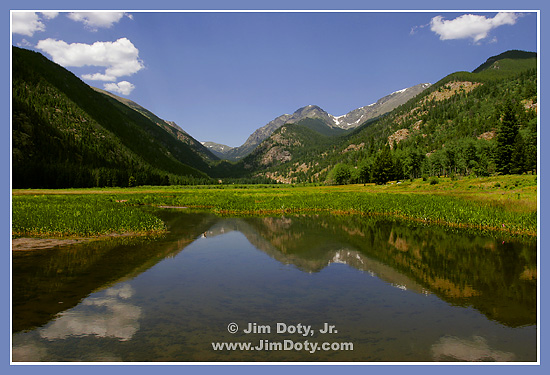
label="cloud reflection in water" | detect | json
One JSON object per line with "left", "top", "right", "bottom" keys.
{"left": 39, "top": 284, "right": 141, "bottom": 342}
{"left": 431, "top": 335, "right": 515, "bottom": 361}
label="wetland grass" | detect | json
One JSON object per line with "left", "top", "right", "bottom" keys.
{"left": 12, "top": 175, "right": 537, "bottom": 238}
{"left": 12, "top": 195, "right": 166, "bottom": 238}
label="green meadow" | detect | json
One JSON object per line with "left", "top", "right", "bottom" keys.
{"left": 12, "top": 195, "right": 166, "bottom": 238}
{"left": 12, "top": 174, "right": 537, "bottom": 239}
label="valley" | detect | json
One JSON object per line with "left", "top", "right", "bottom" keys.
{"left": 10, "top": 11, "right": 540, "bottom": 364}
{"left": 12, "top": 47, "right": 537, "bottom": 189}
{"left": 205, "top": 82, "right": 430, "bottom": 161}
{"left": 11, "top": 47, "right": 538, "bottom": 237}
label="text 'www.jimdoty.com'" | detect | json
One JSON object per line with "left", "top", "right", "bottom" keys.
{"left": 212, "top": 322, "right": 354, "bottom": 354}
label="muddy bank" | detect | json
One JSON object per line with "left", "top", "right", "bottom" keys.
{"left": 11, "top": 231, "right": 165, "bottom": 251}
{"left": 12, "top": 238, "right": 87, "bottom": 251}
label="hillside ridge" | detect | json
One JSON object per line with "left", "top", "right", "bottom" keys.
{"left": 239, "top": 50, "right": 537, "bottom": 184}
{"left": 12, "top": 46, "right": 214, "bottom": 188}
{"left": 12, "top": 47, "right": 537, "bottom": 187}
{"left": 207, "top": 82, "right": 430, "bottom": 161}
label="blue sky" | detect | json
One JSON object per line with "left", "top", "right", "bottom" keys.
{"left": 11, "top": 10, "right": 538, "bottom": 147}
{"left": 3, "top": 2, "right": 549, "bottom": 375}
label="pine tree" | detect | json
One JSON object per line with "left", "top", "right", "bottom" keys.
{"left": 495, "top": 100, "right": 519, "bottom": 175}
{"left": 392, "top": 156, "right": 404, "bottom": 180}
{"left": 404, "top": 148, "right": 424, "bottom": 179}
{"left": 372, "top": 147, "right": 394, "bottom": 185}
{"left": 357, "top": 160, "right": 371, "bottom": 183}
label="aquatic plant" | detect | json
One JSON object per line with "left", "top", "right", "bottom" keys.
{"left": 12, "top": 195, "right": 165, "bottom": 237}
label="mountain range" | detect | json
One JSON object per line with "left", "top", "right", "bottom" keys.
{"left": 204, "top": 82, "right": 431, "bottom": 160}
{"left": 11, "top": 46, "right": 537, "bottom": 188}
{"left": 236, "top": 50, "right": 536, "bottom": 183}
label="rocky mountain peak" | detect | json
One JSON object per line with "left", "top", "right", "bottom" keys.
{"left": 293, "top": 104, "right": 324, "bottom": 116}
{"left": 206, "top": 82, "right": 431, "bottom": 160}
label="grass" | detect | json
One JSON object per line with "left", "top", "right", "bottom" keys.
{"left": 12, "top": 195, "right": 166, "bottom": 238}
{"left": 12, "top": 175, "right": 537, "bottom": 238}
{"left": 328, "top": 174, "right": 538, "bottom": 215}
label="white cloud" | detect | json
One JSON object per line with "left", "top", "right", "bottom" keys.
{"left": 410, "top": 24, "right": 427, "bottom": 35}
{"left": 67, "top": 12, "right": 130, "bottom": 31}
{"left": 16, "top": 39, "right": 33, "bottom": 48}
{"left": 430, "top": 12, "right": 519, "bottom": 43}
{"left": 12, "top": 12, "right": 45, "bottom": 37}
{"left": 35, "top": 37, "right": 144, "bottom": 82}
{"left": 104, "top": 81, "right": 136, "bottom": 95}
{"left": 41, "top": 12, "right": 59, "bottom": 20}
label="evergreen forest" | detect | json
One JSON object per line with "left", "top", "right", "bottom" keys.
{"left": 12, "top": 47, "right": 537, "bottom": 188}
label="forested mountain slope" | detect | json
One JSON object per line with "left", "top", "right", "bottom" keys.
{"left": 212, "top": 83, "right": 430, "bottom": 161}
{"left": 244, "top": 51, "right": 537, "bottom": 184}
{"left": 92, "top": 87, "right": 219, "bottom": 163}
{"left": 12, "top": 47, "right": 536, "bottom": 187}
{"left": 12, "top": 46, "right": 215, "bottom": 188}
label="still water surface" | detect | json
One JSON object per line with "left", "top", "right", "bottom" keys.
{"left": 12, "top": 211, "right": 537, "bottom": 362}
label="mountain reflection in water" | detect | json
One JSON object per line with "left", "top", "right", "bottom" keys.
{"left": 201, "top": 213, "right": 536, "bottom": 327}
{"left": 12, "top": 211, "right": 537, "bottom": 362}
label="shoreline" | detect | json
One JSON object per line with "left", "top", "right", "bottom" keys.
{"left": 12, "top": 237, "right": 87, "bottom": 251}
{"left": 12, "top": 176, "right": 538, "bottom": 246}
{"left": 11, "top": 231, "right": 165, "bottom": 251}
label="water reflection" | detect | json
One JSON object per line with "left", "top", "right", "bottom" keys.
{"left": 12, "top": 211, "right": 537, "bottom": 362}
{"left": 39, "top": 284, "right": 140, "bottom": 342}
{"left": 197, "top": 214, "right": 536, "bottom": 327}
{"left": 12, "top": 212, "right": 218, "bottom": 333}
{"left": 431, "top": 335, "right": 515, "bottom": 362}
